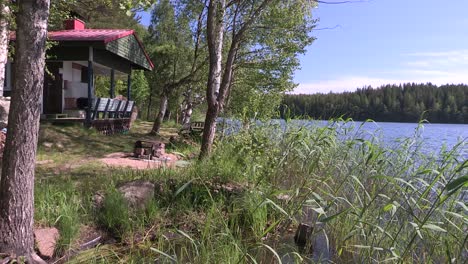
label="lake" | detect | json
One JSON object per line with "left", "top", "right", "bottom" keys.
{"left": 219, "top": 119, "right": 468, "bottom": 158}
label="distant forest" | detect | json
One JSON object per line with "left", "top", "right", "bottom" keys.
{"left": 281, "top": 83, "right": 468, "bottom": 124}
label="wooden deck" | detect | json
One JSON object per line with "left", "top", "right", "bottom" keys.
{"left": 41, "top": 97, "right": 135, "bottom": 134}
{"left": 41, "top": 117, "right": 132, "bottom": 135}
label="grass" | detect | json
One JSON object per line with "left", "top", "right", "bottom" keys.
{"left": 31, "top": 119, "right": 467, "bottom": 263}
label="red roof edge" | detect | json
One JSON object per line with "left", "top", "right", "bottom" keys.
{"left": 103, "top": 30, "right": 134, "bottom": 44}
{"left": 131, "top": 32, "right": 155, "bottom": 70}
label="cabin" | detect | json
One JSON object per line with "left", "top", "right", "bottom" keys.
{"left": 5, "top": 19, "right": 154, "bottom": 133}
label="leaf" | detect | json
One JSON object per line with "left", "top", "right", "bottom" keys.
{"left": 456, "top": 201, "right": 468, "bottom": 211}
{"left": 174, "top": 178, "right": 197, "bottom": 197}
{"left": 150, "top": 247, "right": 177, "bottom": 262}
{"left": 262, "top": 244, "right": 282, "bottom": 264}
{"left": 446, "top": 175, "right": 468, "bottom": 195}
{"left": 410, "top": 222, "right": 423, "bottom": 239}
{"left": 383, "top": 204, "right": 394, "bottom": 212}
{"left": 352, "top": 245, "right": 384, "bottom": 251}
{"left": 260, "top": 198, "right": 289, "bottom": 217}
{"left": 319, "top": 208, "right": 350, "bottom": 223}
{"left": 422, "top": 223, "right": 447, "bottom": 233}
{"left": 311, "top": 207, "right": 326, "bottom": 215}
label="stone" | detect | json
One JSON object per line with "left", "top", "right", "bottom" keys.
{"left": 153, "top": 142, "right": 165, "bottom": 158}
{"left": 92, "top": 191, "right": 105, "bottom": 209}
{"left": 43, "top": 142, "right": 53, "bottom": 148}
{"left": 294, "top": 223, "right": 313, "bottom": 246}
{"left": 34, "top": 227, "right": 59, "bottom": 259}
{"left": 117, "top": 180, "right": 155, "bottom": 209}
{"left": 0, "top": 97, "right": 10, "bottom": 130}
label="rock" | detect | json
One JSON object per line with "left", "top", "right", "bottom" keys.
{"left": 175, "top": 160, "right": 191, "bottom": 168}
{"left": 43, "top": 142, "right": 53, "bottom": 148}
{"left": 276, "top": 193, "right": 291, "bottom": 201}
{"left": 34, "top": 227, "right": 59, "bottom": 259}
{"left": 56, "top": 142, "right": 64, "bottom": 150}
{"left": 117, "top": 180, "right": 155, "bottom": 209}
{"left": 0, "top": 97, "right": 10, "bottom": 130}
{"left": 310, "top": 226, "right": 330, "bottom": 262}
{"left": 294, "top": 223, "right": 313, "bottom": 246}
{"left": 92, "top": 191, "right": 105, "bottom": 209}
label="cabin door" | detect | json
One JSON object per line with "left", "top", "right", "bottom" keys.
{"left": 43, "top": 62, "right": 63, "bottom": 114}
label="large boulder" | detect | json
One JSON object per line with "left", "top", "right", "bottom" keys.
{"left": 0, "top": 96, "right": 10, "bottom": 129}
{"left": 117, "top": 179, "right": 155, "bottom": 209}
{"left": 34, "top": 227, "right": 60, "bottom": 259}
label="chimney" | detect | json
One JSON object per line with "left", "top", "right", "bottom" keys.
{"left": 64, "top": 19, "right": 86, "bottom": 30}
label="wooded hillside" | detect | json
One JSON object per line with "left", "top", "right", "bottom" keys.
{"left": 282, "top": 83, "right": 468, "bottom": 124}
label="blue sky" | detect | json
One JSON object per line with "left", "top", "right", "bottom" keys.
{"left": 139, "top": 0, "right": 468, "bottom": 94}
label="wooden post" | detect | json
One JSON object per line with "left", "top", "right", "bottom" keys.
{"left": 86, "top": 47, "right": 94, "bottom": 128}
{"left": 127, "top": 71, "right": 131, "bottom": 100}
{"left": 110, "top": 68, "right": 115, "bottom": 98}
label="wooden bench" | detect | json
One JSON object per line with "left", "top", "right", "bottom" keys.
{"left": 179, "top": 121, "right": 205, "bottom": 136}
{"left": 88, "top": 97, "right": 135, "bottom": 134}
{"left": 89, "top": 98, "right": 136, "bottom": 120}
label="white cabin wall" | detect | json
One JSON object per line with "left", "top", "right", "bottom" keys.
{"left": 61, "top": 61, "right": 91, "bottom": 110}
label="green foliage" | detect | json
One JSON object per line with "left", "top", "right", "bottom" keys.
{"left": 282, "top": 83, "right": 468, "bottom": 123}
{"left": 223, "top": 0, "right": 316, "bottom": 123}
{"left": 144, "top": 0, "right": 201, "bottom": 119}
{"left": 35, "top": 180, "right": 82, "bottom": 255}
{"left": 34, "top": 121, "right": 467, "bottom": 262}
{"left": 96, "top": 188, "right": 131, "bottom": 238}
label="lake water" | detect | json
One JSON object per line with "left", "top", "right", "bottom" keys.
{"left": 219, "top": 119, "right": 468, "bottom": 158}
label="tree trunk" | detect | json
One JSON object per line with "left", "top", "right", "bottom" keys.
{"left": 199, "top": 0, "right": 225, "bottom": 159}
{"left": 0, "top": 0, "right": 50, "bottom": 262}
{"left": 164, "top": 108, "right": 171, "bottom": 121}
{"left": 151, "top": 92, "right": 167, "bottom": 134}
{"left": 181, "top": 102, "right": 193, "bottom": 128}
{"left": 0, "top": 3, "right": 10, "bottom": 95}
{"left": 146, "top": 87, "right": 153, "bottom": 120}
{"left": 181, "top": 89, "right": 193, "bottom": 128}
{"left": 200, "top": 105, "right": 218, "bottom": 156}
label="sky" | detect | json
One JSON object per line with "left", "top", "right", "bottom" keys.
{"left": 139, "top": 0, "right": 468, "bottom": 94}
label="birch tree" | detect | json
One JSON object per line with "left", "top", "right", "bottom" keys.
{"left": 200, "top": 0, "right": 316, "bottom": 158}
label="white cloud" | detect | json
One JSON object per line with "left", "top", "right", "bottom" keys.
{"left": 292, "top": 77, "right": 404, "bottom": 94}
{"left": 294, "top": 49, "right": 468, "bottom": 94}
{"left": 405, "top": 49, "right": 468, "bottom": 68}
{"left": 293, "top": 72, "right": 468, "bottom": 94}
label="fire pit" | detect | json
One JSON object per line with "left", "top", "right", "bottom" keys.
{"left": 133, "top": 140, "right": 165, "bottom": 160}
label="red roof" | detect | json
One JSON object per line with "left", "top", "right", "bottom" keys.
{"left": 9, "top": 29, "right": 154, "bottom": 70}
{"left": 48, "top": 29, "right": 134, "bottom": 44}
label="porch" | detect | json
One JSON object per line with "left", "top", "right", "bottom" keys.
{"left": 6, "top": 19, "right": 154, "bottom": 133}
{"left": 43, "top": 97, "right": 136, "bottom": 134}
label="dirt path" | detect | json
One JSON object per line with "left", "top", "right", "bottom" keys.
{"left": 99, "top": 152, "right": 180, "bottom": 170}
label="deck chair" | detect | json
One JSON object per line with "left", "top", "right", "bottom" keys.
{"left": 107, "top": 99, "right": 120, "bottom": 118}
{"left": 124, "top": 101, "right": 135, "bottom": 117}
{"left": 116, "top": 100, "right": 128, "bottom": 118}
{"left": 92, "top": 98, "right": 111, "bottom": 119}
